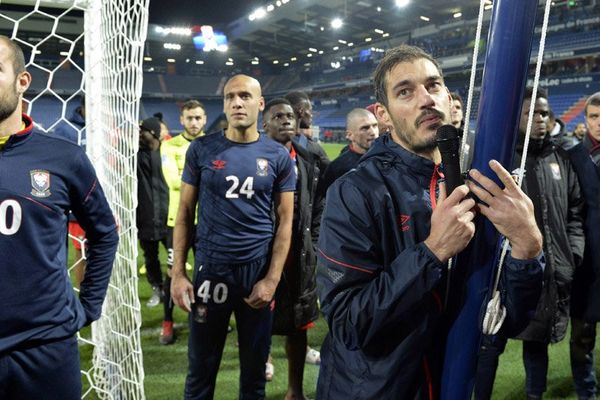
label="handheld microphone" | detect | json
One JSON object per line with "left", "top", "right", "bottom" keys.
{"left": 436, "top": 124, "right": 464, "bottom": 195}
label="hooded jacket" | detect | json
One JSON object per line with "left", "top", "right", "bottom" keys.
{"left": 513, "top": 136, "right": 584, "bottom": 343}
{"left": 316, "top": 134, "right": 543, "bottom": 399}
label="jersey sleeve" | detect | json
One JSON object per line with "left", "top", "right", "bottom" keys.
{"left": 68, "top": 150, "right": 119, "bottom": 325}
{"left": 182, "top": 141, "right": 201, "bottom": 187}
{"left": 274, "top": 148, "right": 296, "bottom": 193}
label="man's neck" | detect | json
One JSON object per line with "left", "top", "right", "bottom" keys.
{"left": 0, "top": 110, "right": 23, "bottom": 138}
{"left": 390, "top": 130, "right": 441, "bottom": 164}
{"left": 225, "top": 126, "right": 259, "bottom": 143}
{"left": 181, "top": 131, "right": 198, "bottom": 141}
{"left": 350, "top": 143, "right": 367, "bottom": 155}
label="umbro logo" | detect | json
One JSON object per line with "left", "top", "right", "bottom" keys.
{"left": 398, "top": 214, "right": 411, "bottom": 232}
{"left": 212, "top": 160, "right": 226, "bottom": 170}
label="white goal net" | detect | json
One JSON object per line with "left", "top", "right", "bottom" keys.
{"left": 0, "top": 0, "right": 148, "bottom": 398}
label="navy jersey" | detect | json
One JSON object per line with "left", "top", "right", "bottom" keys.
{"left": 0, "top": 115, "right": 118, "bottom": 353}
{"left": 182, "top": 131, "right": 295, "bottom": 264}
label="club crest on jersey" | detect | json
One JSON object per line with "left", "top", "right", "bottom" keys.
{"left": 256, "top": 158, "right": 269, "bottom": 176}
{"left": 30, "top": 169, "right": 51, "bottom": 197}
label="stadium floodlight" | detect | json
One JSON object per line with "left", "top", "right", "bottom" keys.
{"left": 267, "top": 4, "right": 275, "bottom": 12}
{"left": 331, "top": 17, "right": 343, "bottom": 29}
{"left": 395, "top": 0, "right": 410, "bottom": 7}
{"left": 254, "top": 7, "right": 267, "bottom": 19}
{"left": 454, "top": 12, "right": 462, "bottom": 18}
{"left": 420, "top": 15, "right": 430, "bottom": 22}
{"left": 273, "top": 60, "right": 279, "bottom": 64}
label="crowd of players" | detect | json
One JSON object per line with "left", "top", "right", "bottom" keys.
{"left": 2, "top": 32, "right": 600, "bottom": 399}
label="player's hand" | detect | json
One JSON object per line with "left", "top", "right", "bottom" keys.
{"left": 171, "top": 272, "right": 195, "bottom": 313}
{"left": 244, "top": 278, "right": 278, "bottom": 309}
{"left": 424, "top": 182, "right": 477, "bottom": 263}
{"left": 467, "top": 160, "right": 542, "bottom": 259}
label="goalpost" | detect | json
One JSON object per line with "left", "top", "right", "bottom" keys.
{"left": 0, "top": 0, "right": 148, "bottom": 398}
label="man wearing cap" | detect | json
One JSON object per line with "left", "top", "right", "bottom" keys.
{"left": 137, "top": 117, "right": 169, "bottom": 307}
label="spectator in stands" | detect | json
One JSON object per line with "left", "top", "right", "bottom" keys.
{"left": 319, "top": 108, "right": 379, "bottom": 196}
{"left": 569, "top": 92, "right": 600, "bottom": 400}
{"left": 170, "top": 75, "right": 295, "bottom": 399}
{"left": 53, "top": 96, "right": 87, "bottom": 287}
{"left": 263, "top": 97, "right": 324, "bottom": 400}
{"left": 158, "top": 100, "right": 206, "bottom": 345}
{"left": 317, "top": 44, "right": 543, "bottom": 400}
{"left": 0, "top": 36, "right": 118, "bottom": 399}
{"left": 154, "top": 112, "right": 172, "bottom": 141}
{"left": 572, "top": 122, "right": 587, "bottom": 142}
{"left": 548, "top": 107, "right": 577, "bottom": 150}
{"left": 285, "top": 90, "right": 330, "bottom": 171}
{"left": 475, "top": 87, "right": 585, "bottom": 400}
{"left": 137, "top": 117, "right": 169, "bottom": 308}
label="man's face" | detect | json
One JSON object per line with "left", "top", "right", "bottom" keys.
{"left": 519, "top": 97, "right": 549, "bottom": 139}
{"left": 451, "top": 99, "right": 463, "bottom": 129}
{"left": 139, "top": 129, "right": 159, "bottom": 151}
{"left": 180, "top": 106, "right": 206, "bottom": 138}
{"left": 295, "top": 98, "right": 313, "bottom": 129}
{"left": 574, "top": 123, "right": 586, "bottom": 140}
{"left": 223, "top": 76, "right": 264, "bottom": 130}
{"left": 376, "top": 58, "right": 451, "bottom": 155}
{"left": 0, "top": 41, "right": 21, "bottom": 124}
{"left": 586, "top": 104, "right": 600, "bottom": 141}
{"left": 349, "top": 113, "right": 379, "bottom": 153}
{"left": 264, "top": 103, "right": 296, "bottom": 146}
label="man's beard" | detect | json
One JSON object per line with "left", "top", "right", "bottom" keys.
{"left": 0, "top": 83, "right": 19, "bottom": 124}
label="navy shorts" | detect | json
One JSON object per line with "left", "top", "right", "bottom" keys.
{"left": 185, "top": 256, "right": 273, "bottom": 400}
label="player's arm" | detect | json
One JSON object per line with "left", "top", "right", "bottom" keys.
{"left": 160, "top": 146, "right": 181, "bottom": 192}
{"left": 170, "top": 181, "right": 198, "bottom": 312}
{"left": 69, "top": 152, "right": 119, "bottom": 325}
{"left": 245, "top": 190, "right": 294, "bottom": 309}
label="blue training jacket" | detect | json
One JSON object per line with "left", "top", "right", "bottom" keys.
{"left": 316, "top": 134, "right": 543, "bottom": 400}
{"left": 0, "top": 115, "right": 118, "bottom": 353}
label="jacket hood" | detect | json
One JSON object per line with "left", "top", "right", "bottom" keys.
{"left": 360, "top": 134, "right": 437, "bottom": 178}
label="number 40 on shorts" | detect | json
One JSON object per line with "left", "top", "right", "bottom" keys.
{"left": 197, "top": 280, "right": 229, "bottom": 304}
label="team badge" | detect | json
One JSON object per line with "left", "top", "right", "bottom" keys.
{"left": 194, "top": 304, "right": 208, "bottom": 323}
{"left": 549, "top": 163, "right": 561, "bottom": 180}
{"left": 212, "top": 160, "right": 226, "bottom": 170}
{"left": 30, "top": 169, "right": 51, "bottom": 198}
{"left": 256, "top": 158, "right": 269, "bottom": 176}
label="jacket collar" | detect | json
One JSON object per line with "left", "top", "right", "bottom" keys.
{"left": 362, "top": 134, "right": 437, "bottom": 178}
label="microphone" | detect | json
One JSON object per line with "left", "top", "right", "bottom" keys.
{"left": 436, "top": 124, "right": 464, "bottom": 195}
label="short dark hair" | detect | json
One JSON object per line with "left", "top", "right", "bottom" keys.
{"left": 181, "top": 99, "right": 205, "bottom": 114}
{"left": 0, "top": 36, "right": 26, "bottom": 76}
{"left": 585, "top": 92, "right": 600, "bottom": 116}
{"left": 523, "top": 86, "right": 548, "bottom": 101}
{"left": 284, "top": 91, "right": 310, "bottom": 108}
{"left": 450, "top": 92, "right": 463, "bottom": 109}
{"left": 373, "top": 45, "right": 442, "bottom": 107}
{"left": 264, "top": 98, "right": 293, "bottom": 116}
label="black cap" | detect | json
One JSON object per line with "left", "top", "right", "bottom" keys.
{"left": 140, "top": 117, "right": 161, "bottom": 139}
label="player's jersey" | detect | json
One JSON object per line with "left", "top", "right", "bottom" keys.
{"left": 182, "top": 131, "right": 295, "bottom": 264}
{"left": 0, "top": 115, "right": 118, "bottom": 353}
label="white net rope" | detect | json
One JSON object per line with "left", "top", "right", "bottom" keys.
{"left": 0, "top": 0, "right": 148, "bottom": 398}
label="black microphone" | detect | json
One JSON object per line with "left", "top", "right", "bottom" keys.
{"left": 436, "top": 124, "right": 464, "bottom": 195}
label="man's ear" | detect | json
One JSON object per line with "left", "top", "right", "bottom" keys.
{"left": 375, "top": 103, "right": 391, "bottom": 126}
{"left": 16, "top": 71, "right": 32, "bottom": 95}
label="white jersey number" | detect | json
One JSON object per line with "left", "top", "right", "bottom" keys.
{"left": 225, "top": 176, "right": 255, "bottom": 199}
{"left": 0, "top": 199, "right": 22, "bottom": 236}
{"left": 197, "top": 280, "right": 229, "bottom": 304}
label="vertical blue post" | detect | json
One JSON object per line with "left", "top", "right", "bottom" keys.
{"left": 440, "top": 0, "right": 538, "bottom": 398}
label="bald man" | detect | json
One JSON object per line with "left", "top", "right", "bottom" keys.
{"left": 171, "top": 74, "right": 296, "bottom": 399}
{"left": 319, "top": 108, "right": 379, "bottom": 196}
